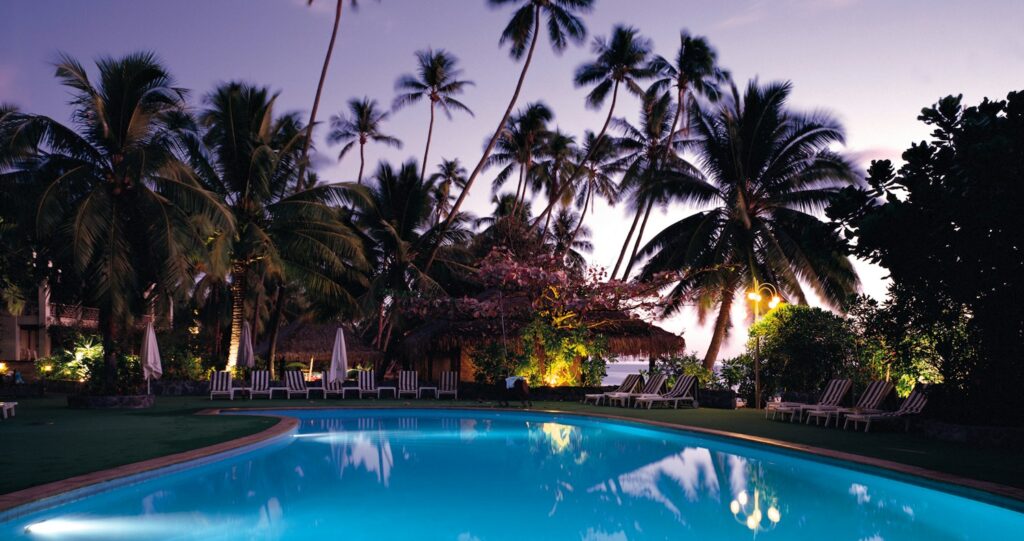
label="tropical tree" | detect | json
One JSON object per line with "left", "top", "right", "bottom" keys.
{"left": 565, "top": 130, "right": 621, "bottom": 246}
{"left": 328, "top": 97, "right": 402, "bottom": 183}
{"left": 3, "top": 53, "right": 231, "bottom": 386}
{"left": 427, "top": 0, "right": 594, "bottom": 270}
{"left": 486, "top": 102, "right": 553, "bottom": 214}
{"left": 191, "top": 82, "right": 368, "bottom": 368}
{"left": 352, "top": 159, "right": 473, "bottom": 348}
{"left": 614, "top": 31, "right": 727, "bottom": 278}
{"left": 638, "top": 81, "right": 860, "bottom": 368}
{"left": 534, "top": 128, "right": 578, "bottom": 232}
{"left": 548, "top": 207, "right": 592, "bottom": 272}
{"left": 393, "top": 48, "right": 474, "bottom": 181}
{"left": 297, "top": 0, "right": 370, "bottom": 188}
{"left": 612, "top": 91, "right": 706, "bottom": 280}
{"left": 535, "top": 23, "right": 653, "bottom": 228}
{"left": 428, "top": 158, "right": 468, "bottom": 225}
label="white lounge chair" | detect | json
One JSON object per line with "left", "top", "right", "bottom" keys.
{"left": 1, "top": 401, "right": 17, "bottom": 419}
{"left": 769, "top": 379, "right": 852, "bottom": 422}
{"left": 209, "top": 371, "right": 242, "bottom": 400}
{"left": 284, "top": 370, "right": 310, "bottom": 399}
{"left": 438, "top": 371, "right": 458, "bottom": 399}
{"left": 398, "top": 370, "right": 421, "bottom": 398}
{"left": 583, "top": 374, "right": 641, "bottom": 406}
{"left": 249, "top": 370, "right": 273, "bottom": 399}
{"left": 324, "top": 377, "right": 347, "bottom": 398}
{"left": 634, "top": 375, "right": 698, "bottom": 409}
{"left": 358, "top": 370, "right": 381, "bottom": 398}
{"left": 805, "top": 380, "right": 893, "bottom": 427}
{"left": 609, "top": 374, "right": 666, "bottom": 407}
{"left": 844, "top": 389, "right": 928, "bottom": 432}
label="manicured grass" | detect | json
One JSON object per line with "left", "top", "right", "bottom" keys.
{"left": 2, "top": 395, "right": 1021, "bottom": 496}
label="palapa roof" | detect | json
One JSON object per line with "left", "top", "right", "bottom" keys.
{"left": 260, "top": 322, "right": 383, "bottom": 364}
{"left": 399, "top": 304, "right": 685, "bottom": 359}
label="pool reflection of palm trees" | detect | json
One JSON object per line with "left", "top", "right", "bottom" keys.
{"left": 310, "top": 417, "right": 396, "bottom": 486}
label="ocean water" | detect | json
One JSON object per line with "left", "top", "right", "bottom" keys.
{"left": 2, "top": 409, "right": 1021, "bottom": 540}
{"left": 602, "top": 361, "right": 648, "bottom": 386}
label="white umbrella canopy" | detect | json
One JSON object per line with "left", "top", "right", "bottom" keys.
{"left": 328, "top": 327, "right": 348, "bottom": 383}
{"left": 141, "top": 320, "right": 162, "bottom": 394}
{"left": 239, "top": 321, "right": 256, "bottom": 369}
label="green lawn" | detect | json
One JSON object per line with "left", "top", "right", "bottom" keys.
{"left": 2, "top": 395, "right": 1020, "bottom": 496}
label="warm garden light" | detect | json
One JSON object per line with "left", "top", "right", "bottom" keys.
{"left": 768, "top": 296, "right": 781, "bottom": 309}
{"left": 747, "top": 291, "right": 762, "bottom": 302}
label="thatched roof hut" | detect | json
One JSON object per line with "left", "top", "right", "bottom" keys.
{"left": 260, "top": 322, "right": 383, "bottom": 365}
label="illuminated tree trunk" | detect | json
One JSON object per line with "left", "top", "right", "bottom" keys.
{"left": 703, "top": 287, "right": 735, "bottom": 369}
{"left": 227, "top": 261, "right": 247, "bottom": 369}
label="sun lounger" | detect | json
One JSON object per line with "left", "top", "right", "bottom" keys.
{"left": 1, "top": 401, "right": 17, "bottom": 419}
{"left": 438, "top": 371, "right": 458, "bottom": 399}
{"left": 324, "top": 377, "right": 347, "bottom": 398}
{"left": 583, "top": 374, "right": 641, "bottom": 406}
{"left": 608, "top": 374, "right": 667, "bottom": 407}
{"left": 284, "top": 370, "right": 310, "bottom": 399}
{"left": 358, "top": 370, "right": 382, "bottom": 398}
{"left": 634, "top": 375, "right": 698, "bottom": 409}
{"left": 209, "top": 370, "right": 243, "bottom": 400}
{"left": 805, "top": 380, "right": 893, "bottom": 427}
{"left": 768, "top": 378, "right": 851, "bottom": 422}
{"left": 843, "top": 389, "right": 928, "bottom": 432}
{"left": 398, "top": 370, "right": 422, "bottom": 398}
{"left": 249, "top": 370, "right": 273, "bottom": 399}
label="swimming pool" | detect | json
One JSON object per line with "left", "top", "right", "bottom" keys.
{"left": 2, "top": 409, "right": 1021, "bottom": 539}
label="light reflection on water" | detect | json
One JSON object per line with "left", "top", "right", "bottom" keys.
{"left": 3, "top": 410, "right": 1022, "bottom": 540}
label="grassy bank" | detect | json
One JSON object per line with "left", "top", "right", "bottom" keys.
{"left": 1, "top": 395, "right": 1020, "bottom": 495}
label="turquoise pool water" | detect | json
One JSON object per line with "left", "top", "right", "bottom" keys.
{"left": 2, "top": 409, "right": 1021, "bottom": 540}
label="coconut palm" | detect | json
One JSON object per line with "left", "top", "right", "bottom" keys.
{"left": 393, "top": 49, "right": 474, "bottom": 182}
{"left": 297, "top": 0, "right": 371, "bottom": 187}
{"left": 427, "top": 0, "right": 593, "bottom": 270}
{"left": 328, "top": 97, "right": 402, "bottom": 183}
{"left": 612, "top": 92, "right": 709, "bottom": 281}
{"left": 614, "top": 32, "right": 728, "bottom": 279}
{"left": 548, "top": 207, "right": 592, "bottom": 272}
{"left": 429, "top": 158, "right": 468, "bottom": 225}
{"left": 191, "top": 82, "right": 368, "bottom": 368}
{"left": 2, "top": 53, "right": 231, "bottom": 385}
{"left": 566, "top": 130, "right": 622, "bottom": 246}
{"left": 486, "top": 102, "right": 553, "bottom": 215}
{"left": 535, "top": 24, "right": 653, "bottom": 228}
{"left": 534, "top": 128, "right": 578, "bottom": 233}
{"left": 638, "top": 81, "right": 860, "bottom": 368}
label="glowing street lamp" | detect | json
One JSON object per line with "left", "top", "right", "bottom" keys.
{"left": 748, "top": 279, "right": 783, "bottom": 409}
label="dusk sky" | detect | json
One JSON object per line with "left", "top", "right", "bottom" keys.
{"left": 3, "top": 0, "right": 1023, "bottom": 359}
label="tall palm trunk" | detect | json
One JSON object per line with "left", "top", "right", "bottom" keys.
{"left": 266, "top": 283, "right": 286, "bottom": 379}
{"left": 611, "top": 201, "right": 644, "bottom": 279}
{"left": 297, "top": 0, "right": 344, "bottom": 189}
{"left": 357, "top": 141, "right": 366, "bottom": 184}
{"left": 703, "top": 287, "right": 735, "bottom": 369}
{"left": 567, "top": 183, "right": 592, "bottom": 246}
{"left": 420, "top": 101, "right": 436, "bottom": 183}
{"left": 623, "top": 198, "right": 654, "bottom": 279}
{"left": 537, "top": 82, "right": 620, "bottom": 230}
{"left": 227, "top": 261, "right": 248, "bottom": 368}
{"left": 511, "top": 166, "right": 525, "bottom": 217}
{"left": 425, "top": 5, "right": 542, "bottom": 271}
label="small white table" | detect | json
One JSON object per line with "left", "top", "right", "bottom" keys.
{"left": 417, "top": 386, "right": 438, "bottom": 399}
{"left": 377, "top": 386, "right": 397, "bottom": 399}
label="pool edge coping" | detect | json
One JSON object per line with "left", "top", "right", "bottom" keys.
{"left": 0, "top": 413, "right": 298, "bottom": 514}
{"left": 0, "top": 404, "right": 1020, "bottom": 516}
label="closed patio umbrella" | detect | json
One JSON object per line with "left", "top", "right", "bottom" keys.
{"left": 141, "top": 320, "right": 162, "bottom": 395}
{"left": 328, "top": 327, "right": 348, "bottom": 383}
{"left": 239, "top": 321, "right": 255, "bottom": 369}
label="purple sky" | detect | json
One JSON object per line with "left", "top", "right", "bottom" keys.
{"left": 3, "top": 0, "right": 1023, "bottom": 359}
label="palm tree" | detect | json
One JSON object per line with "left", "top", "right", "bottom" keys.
{"left": 548, "top": 207, "right": 592, "bottom": 272}
{"left": 534, "top": 128, "right": 578, "bottom": 233}
{"left": 535, "top": 24, "right": 653, "bottom": 228}
{"left": 611, "top": 92, "right": 707, "bottom": 281}
{"left": 3, "top": 53, "right": 231, "bottom": 385}
{"left": 426, "top": 0, "right": 594, "bottom": 270}
{"left": 566, "top": 130, "right": 622, "bottom": 246}
{"left": 485, "top": 102, "right": 553, "bottom": 215}
{"left": 429, "top": 158, "right": 467, "bottom": 225}
{"left": 638, "top": 81, "right": 860, "bottom": 368}
{"left": 192, "top": 82, "right": 368, "bottom": 368}
{"left": 614, "top": 32, "right": 727, "bottom": 278}
{"left": 393, "top": 49, "right": 474, "bottom": 182}
{"left": 328, "top": 97, "right": 402, "bottom": 184}
{"left": 297, "top": 0, "right": 370, "bottom": 188}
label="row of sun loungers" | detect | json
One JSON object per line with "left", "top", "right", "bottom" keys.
{"left": 583, "top": 373, "right": 699, "bottom": 409}
{"left": 766, "top": 377, "right": 928, "bottom": 432}
{"left": 210, "top": 370, "right": 458, "bottom": 400}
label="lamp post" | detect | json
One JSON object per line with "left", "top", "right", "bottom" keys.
{"left": 747, "top": 279, "right": 782, "bottom": 410}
